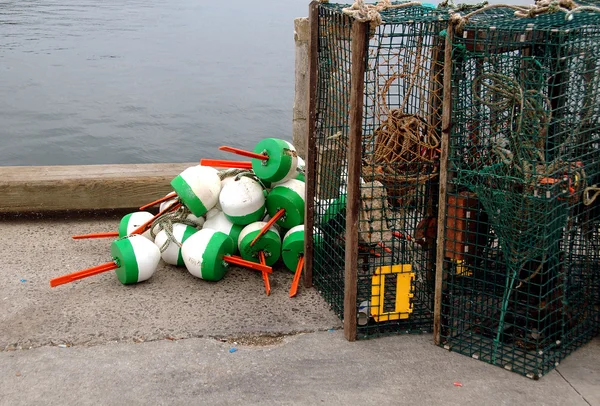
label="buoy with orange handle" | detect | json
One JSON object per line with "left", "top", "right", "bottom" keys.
{"left": 50, "top": 235, "right": 161, "bottom": 287}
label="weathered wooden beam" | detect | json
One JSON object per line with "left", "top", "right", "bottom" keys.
{"left": 293, "top": 16, "right": 310, "bottom": 159}
{"left": 343, "top": 19, "right": 368, "bottom": 342}
{"left": 0, "top": 162, "right": 196, "bottom": 213}
{"left": 434, "top": 23, "right": 454, "bottom": 346}
{"left": 304, "top": 1, "right": 319, "bottom": 289}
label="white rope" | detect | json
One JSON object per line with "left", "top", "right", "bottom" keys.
{"left": 449, "top": 0, "right": 600, "bottom": 32}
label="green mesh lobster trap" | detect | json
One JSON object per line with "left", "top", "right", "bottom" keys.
{"left": 304, "top": 2, "right": 448, "bottom": 340}
{"left": 438, "top": 8, "right": 600, "bottom": 378}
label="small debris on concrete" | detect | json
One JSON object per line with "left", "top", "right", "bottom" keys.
{"left": 229, "top": 348, "right": 237, "bottom": 353}
{"left": 453, "top": 382, "right": 463, "bottom": 387}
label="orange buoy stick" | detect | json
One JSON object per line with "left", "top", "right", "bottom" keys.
{"left": 222, "top": 255, "right": 272, "bottom": 274}
{"left": 50, "top": 261, "right": 118, "bottom": 287}
{"left": 72, "top": 232, "right": 119, "bottom": 240}
{"left": 377, "top": 241, "right": 393, "bottom": 254}
{"left": 250, "top": 208, "right": 285, "bottom": 246}
{"left": 130, "top": 202, "right": 181, "bottom": 235}
{"left": 393, "top": 231, "right": 414, "bottom": 242}
{"left": 71, "top": 202, "right": 181, "bottom": 240}
{"left": 200, "top": 159, "right": 253, "bottom": 169}
{"left": 258, "top": 251, "right": 271, "bottom": 296}
{"left": 139, "top": 192, "right": 177, "bottom": 211}
{"left": 289, "top": 255, "right": 304, "bottom": 298}
{"left": 219, "top": 146, "right": 269, "bottom": 161}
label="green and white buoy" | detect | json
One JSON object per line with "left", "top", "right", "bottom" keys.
{"left": 50, "top": 234, "right": 162, "bottom": 287}
{"left": 219, "top": 176, "right": 266, "bottom": 225}
{"left": 71, "top": 211, "right": 156, "bottom": 241}
{"left": 265, "top": 178, "right": 305, "bottom": 229}
{"left": 181, "top": 229, "right": 234, "bottom": 281}
{"left": 170, "top": 165, "right": 222, "bottom": 217}
{"left": 252, "top": 138, "right": 298, "bottom": 184}
{"left": 119, "top": 211, "right": 155, "bottom": 240}
{"left": 238, "top": 221, "right": 281, "bottom": 267}
{"left": 219, "top": 139, "right": 298, "bottom": 184}
{"left": 154, "top": 223, "right": 198, "bottom": 266}
{"left": 181, "top": 229, "right": 271, "bottom": 282}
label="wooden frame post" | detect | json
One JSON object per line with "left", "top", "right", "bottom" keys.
{"left": 343, "top": 19, "right": 368, "bottom": 342}
{"left": 303, "top": 1, "right": 319, "bottom": 288}
{"left": 433, "top": 23, "right": 454, "bottom": 346}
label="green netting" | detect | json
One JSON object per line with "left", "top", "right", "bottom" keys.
{"left": 440, "top": 7, "right": 600, "bottom": 378}
{"left": 312, "top": 3, "right": 448, "bottom": 339}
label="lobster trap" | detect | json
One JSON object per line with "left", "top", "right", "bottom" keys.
{"left": 305, "top": 2, "right": 448, "bottom": 340}
{"left": 438, "top": 8, "right": 600, "bottom": 378}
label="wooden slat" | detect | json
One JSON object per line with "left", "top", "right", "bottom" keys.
{"left": 0, "top": 162, "right": 196, "bottom": 213}
{"left": 343, "top": 19, "right": 368, "bottom": 342}
{"left": 303, "top": 0, "right": 319, "bottom": 289}
{"left": 434, "top": 23, "right": 454, "bottom": 346}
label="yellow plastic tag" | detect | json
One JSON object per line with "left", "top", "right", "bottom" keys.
{"left": 370, "top": 264, "right": 414, "bottom": 322}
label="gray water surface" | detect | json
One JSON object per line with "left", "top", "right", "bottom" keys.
{"left": 0, "top": 0, "right": 307, "bottom": 166}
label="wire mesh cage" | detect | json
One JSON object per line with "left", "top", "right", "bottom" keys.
{"left": 439, "top": 8, "right": 600, "bottom": 378}
{"left": 309, "top": 2, "right": 448, "bottom": 339}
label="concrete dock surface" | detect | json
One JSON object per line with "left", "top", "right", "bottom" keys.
{"left": 1, "top": 213, "right": 598, "bottom": 405}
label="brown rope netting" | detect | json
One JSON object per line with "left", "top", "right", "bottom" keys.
{"left": 363, "top": 60, "right": 441, "bottom": 203}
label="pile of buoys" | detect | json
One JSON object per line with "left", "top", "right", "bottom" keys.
{"left": 50, "top": 138, "right": 307, "bottom": 298}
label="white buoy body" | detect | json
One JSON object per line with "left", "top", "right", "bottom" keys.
{"left": 154, "top": 223, "right": 198, "bottom": 266}
{"left": 181, "top": 229, "right": 235, "bottom": 281}
{"left": 111, "top": 234, "right": 161, "bottom": 284}
{"left": 215, "top": 174, "right": 236, "bottom": 210}
{"left": 205, "top": 207, "right": 221, "bottom": 220}
{"left": 119, "top": 211, "right": 155, "bottom": 241}
{"left": 170, "top": 165, "right": 222, "bottom": 216}
{"left": 159, "top": 193, "right": 178, "bottom": 212}
{"left": 203, "top": 211, "right": 243, "bottom": 254}
{"left": 220, "top": 176, "right": 265, "bottom": 225}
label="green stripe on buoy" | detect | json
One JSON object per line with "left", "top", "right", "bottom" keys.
{"left": 267, "top": 186, "right": 305, "bottom": 229}
{"left": 225, "top": 204, "right": 265, "bottom": 226}
{"left": 201, "top": 232, "right": 234, "bottom": 281}
{"left": 321, "top": 194, "right": 347, "bottom": 225}
{"left": 112, "top": 238, "right": 139, "bottom": 285}
{"left": 118, "top": 213, "right": 133, "bottom": 237}
{"left": 170, "top": 175, "right": 208, "bottom": 216}
{"left": 282, "top": 226, "right": 304, "bottom": 273}
{"left": 176, "top": 225, "right": 199, "bottom": 267}
{"left": 239, "top": 230, "right": 281, "bottom": 267}
{"left": 252, "top": 138, "right": 294, "bottom": 183}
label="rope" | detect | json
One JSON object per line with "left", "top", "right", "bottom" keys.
{"left": 218, "top": 168, "right": 247, "bottom": 180}
{"left": 150, "top": 206, "right": 203, "bottom": 253}
{"left": 565, "top": 5, "right": 600, "bottom": 20}
{"left": 583, "top": 185, "right": 600, "bottom": 206}
{"left": 448, "top": 0, "right": 599, "bottom": 33}
{"left": 470, "top": 72, "right": 590, "bottom": 191}
{"left": 342, "top": 0, "right": 422, "bottom": 27}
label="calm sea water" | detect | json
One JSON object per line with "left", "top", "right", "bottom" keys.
{"left": 0, "top": 0, "right": 308, "bottom": 166}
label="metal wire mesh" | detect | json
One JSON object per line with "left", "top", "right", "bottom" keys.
{"left": 440, "top": 8, "right": 600, "bottom": 378}
{"left": 312, "top": 3, "right": 447, "bottom": 339}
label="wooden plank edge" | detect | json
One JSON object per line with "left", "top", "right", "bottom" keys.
{"left": 0, "top": 162, "right": 196, "bottom": 213}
